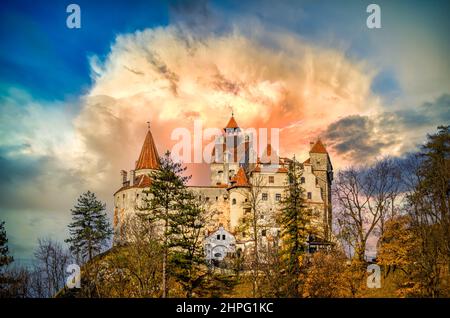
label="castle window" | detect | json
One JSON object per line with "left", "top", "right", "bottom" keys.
{"left": 275, "top": 193, "right": 281, "bottom": 201}
{"left": 243, "top": 232, "right": 246, "bottom": 238}
{"left": 301, "top": 177, "right": 305, "bottom": 184}
{"left": 206, "top": 197, "right": 210, "bottom": 202}
{"left": 218, "top": 170, "right": 223, "bottom": 174}
{"left": 222, "top": 234, "right": 226, "bottom": 240}
{"left": 217, "top": 234, "right": 221, "bottom": 240}
{"left": 269, "top": 176, "right": 274, "bottom": 183}
{"left": 262, "top": 193, "right": 268, "bottom": 201}
{"left": 307, "top": 192, "right": 312, "bottom": 200}
{"left": 216, "top": 196, "right": 219, "bottom": 201}
{"left": 315, "top": 177, "right": 319, "bottom": 185}
{"left": 262, "top": 230, "right": 267, "bottom": 237}
{"left": 244, "top": 208, "right": 251, "bottom": 214}
{"left": 136, "top": 193, "right": 139, "bottom": 198}
{"left": 245, "top": 198, "right": 248, "bottom": 202}
{"left": 232, "top": 198, "right": 237, "bottom": 205}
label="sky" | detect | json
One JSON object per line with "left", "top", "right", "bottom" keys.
{"left": 0, "top": 0, "right": 449, "bottom": 265}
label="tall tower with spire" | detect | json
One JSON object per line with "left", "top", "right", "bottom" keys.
{"left": 210, "top": 113, "right": 252, "bottom": 186}
{"left": 309, "top": 139, "right": 333, "bottom": 240}
{"left": 113, "top": 124, "right": 160, "bottom": 242}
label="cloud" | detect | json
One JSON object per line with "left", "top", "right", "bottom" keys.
{"left": 84, "top": 25, "right": 377, "bottom": 175}
{"left": 323, "top": 115, "right": 399, "bottom": 162}
{"left": 324, "top": 94, "right": 450, "bottom": 163}
{"left": 2, "top": 19, "right": 447, "bottom": 264}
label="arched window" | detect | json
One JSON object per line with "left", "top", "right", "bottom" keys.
{"left": 232, "top": 198, "right": 237, "bottom": 205}
{"left": 301, "top": 177, "right": 305, "bottom": 184}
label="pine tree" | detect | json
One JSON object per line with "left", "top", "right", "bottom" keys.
{"left": 169, "top": 191, "right": 209, "bottom": 297}
{"left": 404, "top": 125, "right": 450, "bottom": 296}
{"left": 0, "top": 220, "right": 13, "bottom": 271}
{"left": 139, "top": 151, "right": 190, "bottom": 298}
{"left": 278, "top": 157, "right": 313, "bottom": 297}
{"left": 65, "top": 191, "right": 113, "bottom": 262}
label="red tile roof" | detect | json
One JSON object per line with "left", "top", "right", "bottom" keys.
{"left": 113, "top": 174, "right": 153, "bottom": 195}
{"left": 310, "top": 139, "right": 328, "bottom": 154}
{"left": 225, "top": 115, "right": 239, "bottom": 129}
{"left": 230, "top": 167, "right": 250, "bottom": 188}
{"left": 136, "top": 174, "right": 152, "bottom": 187}
{"left": 136, "top": 128, "right": 160, "bottom": 170}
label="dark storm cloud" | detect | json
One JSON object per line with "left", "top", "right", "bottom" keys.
{"left": 324, "top": 115, "right": 397, "bottom": 161}
{"left": 0, "top": 144, "right": 43, "bottom": 183}
{"left": 0, "top": 145, "right": 84, "bottom": 211}
{"left": 324, "top": 94, "right": 450, "bottom": 162}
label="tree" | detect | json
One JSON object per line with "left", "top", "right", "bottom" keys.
{"left": 139, "top": 151, "right": 190, "bottom": 298}
{"left": 65, "top": 191, "right": 113, "bottom": 263}
{"left": 334, "top": 158, "right": 401, "bottom": 263}
{"left": 169, "top": 193, "right": 212, "bottom": 297}
{"left": 0, "top": 267, "right": 31, "bottom": 298}
{"left": 370, "top": 158, "right": 402, "bottom": 237}
{"left": 302, "top": 249, "right": 355, "bottom": 298}
{"left": 237, "top": 174, "right": 267, "bottom": 297}
{"left": 0, "top": 220, "right": 16, "bottom": 297}
{"left": 401, "top": 126, "right": 450, "bottom": 297}
{"left": 89, "top": 216, "right": 164, "bottom": 298}
{"left": 32, "top": 238, "right": 71, "bottom": 298}
{"left": 0, "top": 221, "right": 13, "bottom": 271}
{"left": 278, "top": 157, "right": 314, "bottom": 297}
{"left": 258, "top": 235, "right": 287, "bottom": 297}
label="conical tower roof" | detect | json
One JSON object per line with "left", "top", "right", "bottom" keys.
{"left": 224, "top": 114, "right": 239, "bottom": 130}
{"left": 135, "top": 127, "right": 160, "bottom": 170}
{"left": 310, "top": 139, "right": 328, "bottom": 154}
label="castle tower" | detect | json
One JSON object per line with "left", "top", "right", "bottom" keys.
{"left": 210, "top": 113, "right": 245, "bottom": 186}
{"left": 309, "top": 139, "right": 333, "bottom": 240}
{"left": 113, "top": 125, "right": 160, "bottom": 243}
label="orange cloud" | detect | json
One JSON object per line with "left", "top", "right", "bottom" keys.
{"left": 72, "top": 25, "right": 381, "bottom": 191}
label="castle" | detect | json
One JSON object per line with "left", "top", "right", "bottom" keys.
{"left": 113, "top": 114, "right": 333, "bottom": 261}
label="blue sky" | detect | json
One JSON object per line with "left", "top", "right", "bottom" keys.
{"left": 1, "top": 0, "right": 449, "bottom": 101}
{"left": 0, "top": 0, "right": 449, "bottom": 265}
{"left": 0, "top": 0, "right": 171, "bottom": 100}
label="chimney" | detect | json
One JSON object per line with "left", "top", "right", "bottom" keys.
{"left": 130, "top": 170, "right": 135, "bottom": 186}
{"left": 120, "top": 170, "right": 128, "bottom": 186}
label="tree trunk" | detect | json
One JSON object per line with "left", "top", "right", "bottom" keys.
{"left": 162, "top": 208, "right": 168, "bottom": 298}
